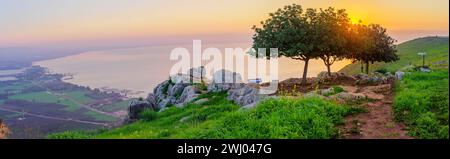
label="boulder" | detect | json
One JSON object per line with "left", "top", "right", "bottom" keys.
{"left": 330, "top": 92, "right": 366, "bottom": 101}
{"left": 128, "top": 101, "right": 152, "bottom": 120}
{"left": 193, "top": 98, "right": 209, "bottom": 105}
{"left": 319, "top": 87, "right": 335, "bottom": 95}
{"left": 208, "top": 70, "right": 245, "bottom": 92}
{"left": 395, "top": 71, "right": 405, "bottom": 80}
{"left": 177, "top": 86, "right": 201, "bottom": 107}
{"left": 354, "top": 73, "right": 388, "bottom": 85}
{"left": 154, "top": 80, "right": 170, "bottom": 100}
{"left": 158, "top": 97, "right": 176, "bottom": 109}
{"left": 212, "top": 69, "right": 243, "bottom": 83}
{"left": 168, "top": 83, "right": 188, "bottom": 97}
{"left": 419, "top": 67, "right": 431, "bottom": 73}
{"left": 170, "top": 74, "right": 190, "bottom": 84}
{"left": 146, "top": 94, "right": 158, "bottom": 110}
{"left": 227, "top": 85, "right": 259, "bottom": 106}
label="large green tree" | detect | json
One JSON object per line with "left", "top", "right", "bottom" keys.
{"left": 309, "top": 7, "right": 351, "bottom": 75}
{"left": 252, "top": 4, "right": 320, "bottom": 85}
{"left": 347, "top": 24, "right": 399, "bottom": 74}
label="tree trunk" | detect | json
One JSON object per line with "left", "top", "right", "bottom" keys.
{"left": 302, "top": 58, "right": 309, "bottom": 85}
{"left": 321, "top": 56, "right": 332, "bottom": 76}
{"left": 360, "top": 61, "right": 364, "bottom": 73}
{"left": 326, "top": 64, "right": 331, "bottom": 76}
{"left": 365, "top": 61, "right": 369, "bottom": 74}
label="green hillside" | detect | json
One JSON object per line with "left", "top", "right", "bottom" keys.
{"left": 339, "top": 36, "right": 449, "bottom": 75}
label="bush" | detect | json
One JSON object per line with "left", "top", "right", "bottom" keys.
{"left": 332, "top": 86, "right": 345, "bottom": 94}
{"left": 139, "top": 109, "right": 158, "bottom": 121}
{"left": 323, "top": 86, "right": 345, "bottom": 96}
{"left": 375, "top": 68, "right": 388, "bottom": 74}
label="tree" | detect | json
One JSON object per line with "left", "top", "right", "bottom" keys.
{"left": 252, "top": 4, "right": 320, "bottom": 85}
{"left": 348, "top": 24, "right": 399, "bottom": 74}
{"left": 310, "top": 7, "right": 351, "bottom": 75}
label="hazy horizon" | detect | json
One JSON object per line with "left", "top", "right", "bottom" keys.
{"left": 1, "top": 0, "right": 448, "bottom": 50}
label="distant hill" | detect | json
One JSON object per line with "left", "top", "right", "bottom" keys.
{"left": 339, "top": 36, "right": 449, "bottom": 75}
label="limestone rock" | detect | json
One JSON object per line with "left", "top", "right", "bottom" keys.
{"left": 177, "top": 86, "right": 201, "bottom": 107}
{"left": 168, "top": 83, "right": 188, "bottom": 97}
{"left": 330, "top": 92, "right": 366, "bottom": 101}
{"left": 227, "top": 85, "right": 259, "bottom": 106}
{"left": 128, "top": 101, "right": 152, "bottom": 120}
{"left": 207, "top": 70, "right": 245, "bottom": 92}
{"left": 395, "top": 71, "right": 405, "bottom": 80}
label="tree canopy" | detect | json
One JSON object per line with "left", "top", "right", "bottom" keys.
{"left": 252, "top": 4, "right": 399, "bottom": 82}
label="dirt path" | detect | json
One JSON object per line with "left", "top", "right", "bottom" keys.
{"left": 339, "top": 85, "right": 413, "bottom": 139}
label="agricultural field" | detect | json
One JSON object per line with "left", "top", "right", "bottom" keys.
{"left": 0, "top": 66, "right": 131, "bottom": 138}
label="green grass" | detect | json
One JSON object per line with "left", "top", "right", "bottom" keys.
{"left": 84, "top": 111, "right": 118, "bottom": 122}
{"left": 340, "top": 37, "right": 449, "bottom": 75}
{"left": 323, "top": 86, "right": 345, "bottom": 97}
{"left": 0, "top": 82, "right": 29, "bottom": 94}
{"left": 48, "top": 92, "right": 353, "bottom": 139}
{"left": 62, "top": 91, "right": 94, "bottom": 104}
{"left": 139, "top": 109, "right": 158, "bottom": 121}
{"left": 9, "top": 91, "right": 81, "bottom": 111}
{"left": 97, "top": 100, "right": 131, "bottom": 112}
{"left": 393, "top": 70, "right": 449, "bottom": 139}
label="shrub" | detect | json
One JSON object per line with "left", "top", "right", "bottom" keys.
{"left": 139, "top": 109, "right": 158, "bottom": 121}
{"left": 323, "top": 86, "right": 345, "bottom": 96}
{"left": 375, "top": 68, "right": 388, "bottom": 74}
{"left": 332, "top": 86, "right": 345, "bottom": 94}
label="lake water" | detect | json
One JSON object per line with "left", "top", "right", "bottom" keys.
{"left": 0, "top": 68, "right": 24, "bottom": 81}
{"left": 34, "top": 42, "right": 350, "bottom": 98}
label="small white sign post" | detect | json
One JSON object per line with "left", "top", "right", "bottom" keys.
{"left": 418, "top": 52, "right": 427, "bottom": 67}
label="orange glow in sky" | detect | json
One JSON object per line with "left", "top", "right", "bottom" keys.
{"left": 1, "top": 0, "right": 448, "bottom": 47}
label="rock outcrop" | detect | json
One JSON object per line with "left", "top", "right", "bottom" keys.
{"left": 152, "top": 82, "right": 202, "bottom": 109}
{"left": 227, "top": 85, "right": 259, "bottom": 107}
{"left": 208, "top": 69, "right": 245, "bottom": 92}
{"left": 127, "top": 100, "right": 154, "bottom": 121}
{"left": 176, "top": 86, "right": 201, "bottom": 107}
{"left": 127, "top": 69, "right": 263, "bottom": 122}
{"left": 353, "top": 72, "right": 395, "bottom": 85}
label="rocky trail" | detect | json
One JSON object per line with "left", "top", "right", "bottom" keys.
{"left": 339, "top": 84, "right": 413, "bottom": 139}
{"left": 276, "top": 72, "right": 414, "bottom": 139}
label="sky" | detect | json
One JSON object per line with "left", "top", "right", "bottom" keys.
{"left": 0, "top": 0, "right": 448, "bottom": 48}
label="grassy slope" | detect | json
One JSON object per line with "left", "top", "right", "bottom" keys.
{"left": 393, "top": 70, "right": 449, "bottom": 139}
{"left": 339, "top": 37, "right": 449, "bottom": 75}
{"left": 48, "top": 92, "right": 355, "bottom": 139}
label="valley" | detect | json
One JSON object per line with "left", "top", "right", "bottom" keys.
{"left": 0, "top": 66, "right": 131, "bottom": 138}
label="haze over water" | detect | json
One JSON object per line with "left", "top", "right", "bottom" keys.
{"left": 34, "top": 42, "right": 351, "bottom": 98}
